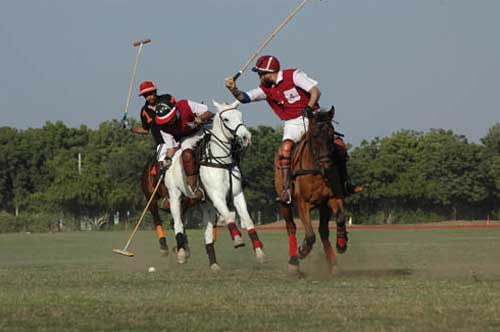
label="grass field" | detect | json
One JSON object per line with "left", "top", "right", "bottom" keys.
{"left": 1, "top": 227, "right": 500, "bottom": 332}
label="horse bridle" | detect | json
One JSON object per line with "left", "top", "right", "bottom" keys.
{"left": 201, "top": 107, "right": 246, "bottom": 169}
{"left": 219, "top": 108, "right": 245, "bottom": 140}
{"left": 310, "top": 115, "right": 337, "bottom": 169}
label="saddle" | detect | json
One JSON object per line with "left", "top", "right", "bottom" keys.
{"left": 289, "top": 136, "right": 323, "bottom": 179}
{"left": 194, "top": 132, "right": 211, "bottom": 170}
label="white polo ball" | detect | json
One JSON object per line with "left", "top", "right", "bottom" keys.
{"left": 148, "top": 266, "right": 156, "bottom": 273}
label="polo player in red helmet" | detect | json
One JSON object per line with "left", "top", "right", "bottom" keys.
{"left": 153, "top": 96, "right": 213, "bottom": 200}
{"left": 126, "top": 81, "right": 177, "bottom": 250}
{"left": 225, "top": 55, "right": 361, "bottom": 204}
{"left": 129, "top": 80, "right": 176, "bottom": 150}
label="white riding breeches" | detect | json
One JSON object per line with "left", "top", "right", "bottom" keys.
{"left": 282, "top": 116, "right": 309, "bottom": 142}
{"left": 157, "top": 129, "right": 205, "bottom": 162}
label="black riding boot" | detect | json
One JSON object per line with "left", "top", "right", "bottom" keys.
{"left": 338, "top": 160, "right": 362, "bottom": 196}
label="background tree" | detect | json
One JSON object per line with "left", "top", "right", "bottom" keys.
{"left": 240, "top": 126, "right": 282, "bottom": 222}
{"left": 480, "top": 123, "right": 500, "bottom": 217}
{"left": 1, "top": 119, "right": 499, "bottom": 231}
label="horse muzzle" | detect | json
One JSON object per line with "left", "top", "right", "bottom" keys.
{"left": 237, "top": 127, "right": 252, "bottom": 147}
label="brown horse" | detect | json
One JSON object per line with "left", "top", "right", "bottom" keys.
{"left": 275, "top": 108, "right": 348, "bottom": 275}
{"left": 141, "top": 157, "right": 196, "bottom": 255}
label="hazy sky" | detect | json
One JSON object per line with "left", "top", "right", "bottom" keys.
{"left": 0, "top": 0, "right": 498, "bottom": 146}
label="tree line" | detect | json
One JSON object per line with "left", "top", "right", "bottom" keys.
{"left": 0, "top": 120, "right": 499, "bottom": 232}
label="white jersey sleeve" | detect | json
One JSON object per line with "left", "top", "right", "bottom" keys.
{"left": 245, "top": 87, "right": 267, "bottom": 102}
{"left": 293, "top": 69, "right": 318, "bottom": 92}
{"left": 159, "top": 131, "right": 179, "bottom": 149}
{"left": 187, "top": 100, "right": 209, "bottom": 116}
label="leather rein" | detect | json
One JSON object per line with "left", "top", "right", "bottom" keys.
{"left": 291, "top": 118, "right": 338, "bottom": 179}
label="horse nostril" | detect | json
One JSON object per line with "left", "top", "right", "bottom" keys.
{"left": 241, "top": 135, "right": 251, "bottom": 146}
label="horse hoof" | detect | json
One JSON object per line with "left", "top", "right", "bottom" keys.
{"left": 298, "top": 245, "right": 312, "bottom": 259}
{"left": 210, "top": 263, "right": 221, "bottom": 271}
{"left": 160, "top": 247, "right": 169, "bottom": 257}
{"left": 233, "top": 235, "right": 245, "bottom": 248}
{"left": 177, "top": 248, "right": 187, "bottom": 264}
{"left": 336, "top": 247, "right": 347, "bottom": 254}
{"left": 288, "top": 263, "right": 302, "bottom": 277}
{"left": 288, "top": 263, "right": 300, "bottom": 274}
{"left": 255, "top": 248, "right": 265, "bottom": 264}
{"left": 288, "top": 256, "right": 301, "bottom": 276}
{"left": 330, "top": 264, "right": 339, "bottom": 276}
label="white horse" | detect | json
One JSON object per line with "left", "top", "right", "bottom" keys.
{"left": 164, "top": 100, "right": 265, "bottom": 270}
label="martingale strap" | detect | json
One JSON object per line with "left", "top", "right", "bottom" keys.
{"left": 198, "top": 129, "right": 239, "bottom": 172}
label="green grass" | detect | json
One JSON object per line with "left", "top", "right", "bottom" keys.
{"left": 1, "top": 228, "right": 500, "bottom": 332}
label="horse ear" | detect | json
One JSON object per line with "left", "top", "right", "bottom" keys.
{"left": 329, "top": 105, "right": 335, "bottom": 119}
{"left": 212, "top": 100, "right": 222, "bottom": 111}
{"left": 230, "top": 100, "right": 240, "bottom": 109}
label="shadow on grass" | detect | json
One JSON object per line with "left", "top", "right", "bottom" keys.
{"left": 337, "top": 268, "right": 413, "bottom": 278}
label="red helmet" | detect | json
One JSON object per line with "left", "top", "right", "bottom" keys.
{"left": 138, "top": 81, "right": 157, "bottom": 96}
{"left": 155, "top": 97, "right": 178, "bottom": 126}
{"left": 252, "top": 55, "right": 280, "bottom": 73}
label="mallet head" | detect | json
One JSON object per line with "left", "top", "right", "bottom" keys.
{"left": 133, "top": 39, "right": 151, "bottom": 47}
{"left": 112, "top": 248, "right": 135, "bottom": 257}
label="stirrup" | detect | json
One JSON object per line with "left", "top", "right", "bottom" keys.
{"left": 276, "top": 189, "right": 292, "bottom": 205}
{"left": 193, "top": 186, "right": 205, "bottom": 201}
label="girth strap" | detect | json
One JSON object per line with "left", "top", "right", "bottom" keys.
{"left": 291, "top": 169, "right": 322, "bottom": 178}
{"left": 199, "top": 161, "right": 234, "bottom": 169}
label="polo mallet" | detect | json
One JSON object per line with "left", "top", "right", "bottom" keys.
{"left": 112, "top": 173, "right": 164, "bottom": 257}
{"left": 232, "top": 0, "right": 313, "bottom": 80}
{"left": 121, "top": 38, "right": 152, "bottom": 125}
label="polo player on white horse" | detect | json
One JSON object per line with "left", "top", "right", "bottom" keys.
{"left": 154, "top": 96, "right": 213, "bottom": 200}
{"left": 158, "top": 99, "right": 265, "bottom": 269}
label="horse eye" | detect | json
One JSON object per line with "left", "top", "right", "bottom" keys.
{"left": 222, "top": 118, "right": 229, "bottom": 122}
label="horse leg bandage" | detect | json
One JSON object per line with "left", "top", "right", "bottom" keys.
{"left": 248, "top": 229, "right": 263, "bottom": 249}
{"left": 227, "top": 222, "right": 241, "bottom": 239}
{"left": 175, "top": 232, "right": 185, "bottom": 250}
{"left": 289, "top": 233, "right": 298, "bottom": 258}
{"left": 205, "top": 243, "right": 217, "bottom": 266}
{"left": 336, "top": 223, "right": 348, "bottom": 253}
{"left": 156, "top": 225, "right": 165, "bottom": 239}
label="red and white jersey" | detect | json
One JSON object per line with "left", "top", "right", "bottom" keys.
{"left": 159, "top": 99, "right": 207, "bottom": 141}
{"left": 245, "top": 69, "right": 319, "bottom": 120}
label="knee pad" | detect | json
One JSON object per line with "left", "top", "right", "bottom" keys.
{"left": 181, "top": 149, "right": 196, "bottom": 176}
{"left": 278, "top": 139, "right": 294, "bottom": 159}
